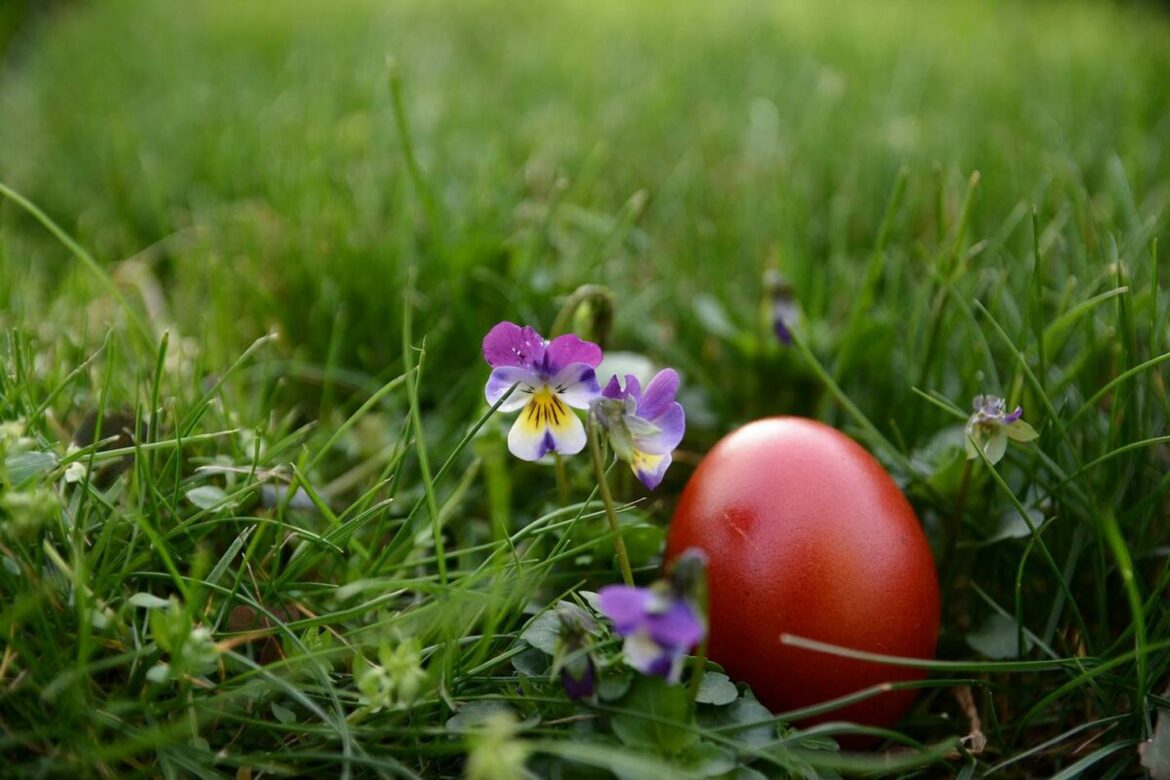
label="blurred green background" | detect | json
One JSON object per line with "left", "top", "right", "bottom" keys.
{"left": 3, "top": 2, "right": 1170, "bottom": 775}
{"left": 2, "top": 0, "right": 1169, "bottom": 450}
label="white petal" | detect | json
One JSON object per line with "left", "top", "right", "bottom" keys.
{"left": 549, "top": 364, "right": 601, "bottom": 410}
{"left": 621, "top": 630, "right": 664, "bottom": 674}
{"left": 983, "top": 432, "right": 1008, "bottom": 465}
{"left": 485, "top": 366, "right": 540, "bottom": 412}
{"left": 506, "top": 391, "right": 587, "bottom": 461}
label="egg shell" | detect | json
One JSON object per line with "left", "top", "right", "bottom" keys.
{"left": 665, "top": 417, "right": 940, "bottom": 734}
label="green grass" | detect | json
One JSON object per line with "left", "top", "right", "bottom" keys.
{"left": 2, "top": 0, "right": 1170, "bottom": 776}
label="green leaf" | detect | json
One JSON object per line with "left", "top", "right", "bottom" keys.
{"left": 128, "top": 592, "right": 171, "bottom": 609}
{"left": 351, "top": 651, "right": 370, "bottom": 679}
{"left": 611, "top": 675, "right": 698, "bottom": 753}
{"left": 1142, "top": 705, "right": 1170, "bottom": 779}
{"left": 5, "top": 451, "right": 58, "bottom": 486}
{"left": 511, "top": 647, "right": 548, "bottom": 677}
{"left": 578, "top": 591, "right": 602, "bottom": 613}
{"left": 597, "top": 667, "right": 634, "bottom": 701}
{"left": 697, "top": 695, "right": 776, "bottom": 748}
{"left": 145, "top": 662, "right": 171, "bottom": 684}
{"left": 732, "top": 768, "right": 769, "bottom": 780}
{"left": 623, "top": 524, "right": 666, "bottom": 567}
{"left": 987, "top": 509, "right": 1042, "bottom": 542}
{"left": 680, "top": 743, "right": 736, "bottom": 777}
{"left": 1006, "top": 419, "right": 1039, "bottom": 442}
{"left": 520, "top": 609, "right": 562, "bottom": 655}
{"left": 185, "top": 485, "right": 233, "bottom": 511}
{"left": 910, "top": 426, "right": 966, "bottom": 497}
{"left": 446, "top": 701, "right": 522, "bottom": 733}
{"left": 967, "top": 613, "right": 1033, "bottom": 659}
{"left": 271, "top": 702, "right": 297, "bottom": 724}
{"left": 695, "top": 672, "right": 738, "bottom": 706}
{"left": 149, "top": 608, "right": 172, "bottom": 652}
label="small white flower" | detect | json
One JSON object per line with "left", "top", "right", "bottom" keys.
{"left": 64, "top": 461, "right": 89, "bottom": 484}
{"left": 965, "top": 395, "right": 1038, "bottom": 465}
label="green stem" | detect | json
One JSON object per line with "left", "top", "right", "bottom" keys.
{"left": 942, "top": 458, "right": 974, "bottom": 600}
{"left": 402, "top": 270, "right": 446, "bottom": 587}
{"left": 553, "top": 453, "right": 570, "bottom": 508}
{"left": 686, "top": 574, "right": 710, "bottom": 718}
{"left": 587, "top": 416, "right": 634, "bottom": 586}
{"left": 1101, "top": 510, "right": 1147, "bottom": 730}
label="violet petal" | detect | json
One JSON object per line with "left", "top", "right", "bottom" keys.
{"left": 483, "top": 322, "right": 546, "bottom": 370}
{"left": 598, "top": 585, "right": 653, "bottom": 634}
{"left": 623, "top": 374, "right": 642, "bottom": 403}
{"left": 544, "top": 334, "right": 603, "bottom": 374}
{"left": 561, "top": 658, "right": 596, "bottom": 700}
{"left": 637, "top": 369, "right": 679, "bottom": 420}
{"left": 601, "top": 374, "right": 625, "bottom": 400}
{"left": 645, "top": 651, "right": 676, "bottom": 680}
{"left": 644, "top": 600, "right": 704, "bottom": 650}
{"left": 634, "top": 403, "right": 685, "bottom": 455}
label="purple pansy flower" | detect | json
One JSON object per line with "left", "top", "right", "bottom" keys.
{"left": 965, "top": 394, "right": 1039, "bottom": 465}
{"left": 598, "top": 583, "right": 705, "bottom": 683}
{"left": 483, "top": 321, "right": 603, "bottom": 461}
{"left": 592, "top": 369, "right": 685, "bottom": 490}
{"left": 560, "top": 658, "right": 596, "bottom": 701}
{"left": 764, "top": 269, "right": 798, "bottom": 346}
{"left": 553, "top": 603, "right": 598, "bottom": 701}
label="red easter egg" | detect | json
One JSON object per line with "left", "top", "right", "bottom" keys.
{"left": 665, "top": 417, "right": 940, "bottom": 736}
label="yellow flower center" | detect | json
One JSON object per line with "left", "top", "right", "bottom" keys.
{"left": 519, "top": 387, "right": 573, "bottom": 433}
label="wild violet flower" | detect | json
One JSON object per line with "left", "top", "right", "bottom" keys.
{"left": 598, "top": 576, "right": 705, "bottom": 684}
{"left": 592, "top": 369, "right": 685, "bottom": 490}
{"left": 764, "top": 269, "right": 798, "bottom": 346}
{"left": 482, "top": 321, "right": 602, "bottom": 461}
{"left": 553, "top": 604, "right": 597, "bottom": 701}
{"left": 965, "top": 394, "right": 1038, "bottom": 465}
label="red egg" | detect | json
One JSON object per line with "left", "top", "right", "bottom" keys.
{"left": 665, "top": 417, "right": 940, "bottom": 736}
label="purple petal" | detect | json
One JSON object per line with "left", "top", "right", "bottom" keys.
{"left": 633, "top": 450, "right": 672, "bottom": 490}
{"left": 645, "top": 600, "right": 704, "bottom": 651}
{"left": 598, "top": 585, "right": 652, "bottom": 635}
{"left": 623, "top": 374, "right": 642, "bottom": 403}
{"left": 561, "top": 658, "right": 596, "bottom": 700}
{"left": 644, "top": 651, "right": 677, "bottom": 679}
{"left": 1005, "top": 406, "right": 1023, "bottom": 424}
{"left": 771, "top": 298, "right": 797, "bottom": 345}
{"left": 773, "top": 316, "right": 792, "bottom": 345}
{"left": 637, "top": 369, "right": 679, "bottom": 421}
{"left": 544, "top": 334, "right": 603, "bottom": 374}
{"left": 483, "top": 322, "right": 546, "bottom": 370}
{"left": 485, "top": 366, "right": 541, "bottom": 411}
{"left": 636, "top": 403, "right": 685, "bottom": 455}
{"left": 601, "top": 374, "right": 624, "bottom": 400}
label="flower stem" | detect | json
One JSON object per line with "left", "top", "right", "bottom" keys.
{"left": 553, "top": 452, "right": 570, "bottom": 508}
{"left": 686, "top": 579, "right": 710, "bottom": 718}
{"left": 687, "top": 634, "right": 710, "bottom": 718}
{"left": 587, "top": 416, "right": 635, "bottom": 586}
{"left": 942, "top": 458, "right": 973, "bottom": 600}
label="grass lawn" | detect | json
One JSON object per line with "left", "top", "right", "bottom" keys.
{"left": 2, "top": 0, "right": 1170, "bottom": 776}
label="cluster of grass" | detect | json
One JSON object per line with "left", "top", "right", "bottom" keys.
{"left": 2, "top": 0, "right": 1170, "bottom": 776}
